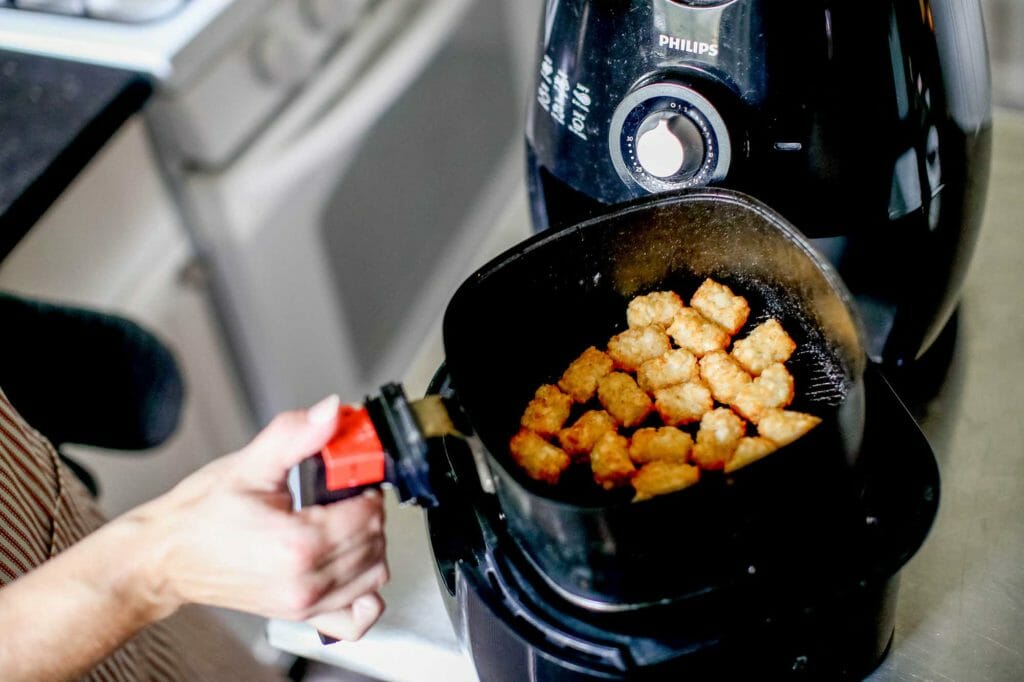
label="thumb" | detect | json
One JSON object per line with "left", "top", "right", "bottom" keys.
{"left": 237, "top": 394, "right": 341, "bottom": 487}
{"left": 308, "top": 592, "right": 385, "bottom": 642}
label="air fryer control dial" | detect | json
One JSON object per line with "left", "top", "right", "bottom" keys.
{"left": 636, "top": 113, "right": 706, "bottom": 178}
{"left": 609, "top": 83, "right": 731, "bottom": 194}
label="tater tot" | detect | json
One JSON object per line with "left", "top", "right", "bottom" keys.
{"left": 608, "top": 326, "right": 672, "bottom": 371}
{"left": 627, "top": 291, "right": 685, "bottom": 329}
{"left": 558, "top": 410, "right": 617, "bottom": 461}
{"left": 632, "top": 460, "right": 701, "bottom": 502}
{"left": 731, "top": 319, "right": 797, "bottom": 375}
{"left": 509, "top": 430, "right": 571, "bottom": 484}
{"left": 699, "top": 350, "right": 752, "bottom": 404}
{"left": 731, "top": 362, "right": 795, "bottom": 424}
{"left": 597, "top": 372, "right": 653, "bottom": 427}
{"left": 629, "top": 426, "right": 693, "bottom": 465}
{"left": 520, "top": 384, "right": 573, "bottom": 437}
{"left": 690, "top": 278, "right": 750, "bottom": 335}
{"left": 757, "top": 409, "right": 822, "bottom": 446}
{"left": 724, "top": 437, "right": 779, "bottom": 473}
{"left": 637, "top": 348, "right": 699, "bottom": 393}
{"left": 667, "top": 308, "right": 730, "bottom": 357}
{"left": 591, "top": 432, "right": 636, "bottom": 490}
{"left": 558, "top": 346, "right": 614, "bottom": 403}
{"left": 692, "top": 408, "right": 746, "bottom": 470}
{"left": 653, "top": 381, "right": 713, "bottom": 426}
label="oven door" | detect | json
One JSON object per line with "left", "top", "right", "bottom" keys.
{"left": 176, "top": 0, "right": 539, "bottom": 422}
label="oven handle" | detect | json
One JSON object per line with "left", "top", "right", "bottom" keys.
{"left": 234, "top": 0, "right": 474, "bottom": 211}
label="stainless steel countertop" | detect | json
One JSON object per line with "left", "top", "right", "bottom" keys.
{"left": 869, "top": 109, "right": 1024, "bottom": 681}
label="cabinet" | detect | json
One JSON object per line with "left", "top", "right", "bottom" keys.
{"left": 0, "top": 117, "right": 253, "bottom": 517}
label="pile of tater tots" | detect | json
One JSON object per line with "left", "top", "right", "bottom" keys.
{"left": 510, "top": 278, "right": 822, "bottom": 502}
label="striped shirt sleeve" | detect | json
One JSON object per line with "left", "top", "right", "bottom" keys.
{"left": 0, "top": 388, "right": 282, "bottom": 681}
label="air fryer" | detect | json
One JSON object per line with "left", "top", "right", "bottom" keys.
{"left": 524, "top": 0, "right": 992, "bottom": 369}
{"left": 295, "top": 190, "right": 941, "bottom": 680}
{"left": 423, "top": 189, "right": 938, "bottom": 680}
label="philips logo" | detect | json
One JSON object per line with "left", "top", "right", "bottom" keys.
{"left": 659, "top": 33, "right": 719, "bottom": 57}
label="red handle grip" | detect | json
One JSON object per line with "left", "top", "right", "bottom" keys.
{"left": 320, "top": 404, "right": 387, "bottom": 491}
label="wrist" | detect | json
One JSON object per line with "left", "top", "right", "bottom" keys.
{"left": 104, "top": 501, "right": 182, "bottom": 623}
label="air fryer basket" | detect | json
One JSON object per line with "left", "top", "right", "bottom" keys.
{"left": 441, "top": 189, "right": 869, "bottom": 608}
{"left": 426, "top": 360, "right": 940, "bottom": 680}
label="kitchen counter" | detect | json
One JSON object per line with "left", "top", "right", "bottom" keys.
{"left": 269, "top": 110, "right": 1024, "bottom": 681}
{"left": 0, "top": 49, "right": 150, "bottom": 261}
{"left": 867, "top": 110, "right": 1024, "bottom": 681}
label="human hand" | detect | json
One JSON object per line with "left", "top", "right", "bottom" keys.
{"left": 132, "top": 395, "right": 388, "bottom": 641}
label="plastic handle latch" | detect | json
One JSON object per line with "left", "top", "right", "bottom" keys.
{"left": 320, "top": 405, "right": 387, "bottom": 491}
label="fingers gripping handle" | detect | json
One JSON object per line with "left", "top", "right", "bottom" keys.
{"left": 291, "top": 401, "right": 387, "bottom": 646}
{"left": 289, "top": 404, "right": 389, "bottom": 508}
{"left": 288, "top": 384, "right": 443, "bottom": 510}
{"left": 287, "top": 384, "right": 443, "bottom": 644}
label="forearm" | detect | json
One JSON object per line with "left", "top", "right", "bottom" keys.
{"left": 0, "top": 397, "right": 388, "bottom": 679}
{"left": 0, "top": 508, "right": 168, "bottom": 681}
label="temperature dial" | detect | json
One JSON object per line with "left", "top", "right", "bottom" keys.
{"left": 635, "top": 114, "right": 705, "bottom": 178}
{"left": 609, "top": 82, "right": 731, "bottom": 194}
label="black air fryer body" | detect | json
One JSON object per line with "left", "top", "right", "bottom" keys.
{"left": 405, "top": 3, "right": 979, "bottom": 677}
{"left": 418, "top": 193, "right": 940, "bottom": 681}
{"left": 525, "top": 0, "right": 991, "bottom": 368}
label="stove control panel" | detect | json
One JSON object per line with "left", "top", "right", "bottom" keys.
{"left": 609, "top": 82, "right": 731, "bottom": 194}
{"left": 150, "top": 0, "right": 406, "bottom": 169}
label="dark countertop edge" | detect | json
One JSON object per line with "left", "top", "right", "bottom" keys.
{"left": 0, "top": 74, "right": 153, "bottom": 263}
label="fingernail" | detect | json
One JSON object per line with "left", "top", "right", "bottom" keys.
{"left": 308, "top": 394, "right": 341, "bottom": 425}
{"left": 353, "top": 595, "right": 378, "bottom": 620}
{"left": 361, "top": 488, "right": 381, "bottom": 500}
